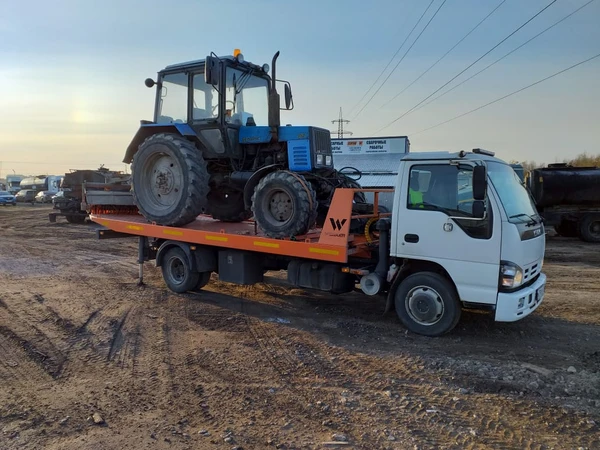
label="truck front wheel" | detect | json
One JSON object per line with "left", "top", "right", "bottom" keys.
{"left": 394, "top": 272, "right": 461, "bottom": 336}
{"left": 161, "top": 247, "right": 200, "bottom": 293}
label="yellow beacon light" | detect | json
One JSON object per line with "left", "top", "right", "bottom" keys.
{"left": 233, "top": 49, "right": 241, "bottom": 57}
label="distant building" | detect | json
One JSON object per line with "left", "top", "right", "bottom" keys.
{"left": 332, "top": 136, "right": 409, "bottom": 210}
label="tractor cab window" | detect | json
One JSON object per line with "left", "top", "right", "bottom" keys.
{"left": 193, "top": 74, "right": 218, "bottom": 120}
{"left": 157, "top": 73, "right": 188, "bottom": 124}
{"left": 225, "top": 68, "right": 269, "bottom": 126}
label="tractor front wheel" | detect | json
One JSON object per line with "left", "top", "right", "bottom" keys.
{"left": 132, "top": 133, "right": 209, "bottom": 227}
{"left": 252, "top": 171, "right": 318, "bottom": 238}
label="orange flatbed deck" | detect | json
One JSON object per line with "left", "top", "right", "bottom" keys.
{"left": 90, "top": 213, "right": 351, "bottom": 262}
{"left": 89, "top": 188, "right": 393, "bottom": 264}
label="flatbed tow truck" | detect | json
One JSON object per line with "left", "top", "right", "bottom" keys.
{"left": 90, "top": 150, "right": 547, "bottom": 336}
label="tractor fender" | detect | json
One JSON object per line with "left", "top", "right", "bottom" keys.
{"left": 156, "top": 240, "right": 197, "bottom": 271}
{"left": 243, "top": 164, "right": 283, "bottom": 208}
{"left": 122, "top": 123, "right": 199, "bottom": 164}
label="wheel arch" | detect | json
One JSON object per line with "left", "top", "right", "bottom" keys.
{"left": 123, "top": 123, "right": 200, "bottom": 164}
{"left": 156, "top": 240, "right": 197, "bottom": 271}
{"left": 243, "top": 164, "right": 283, "bottom": 208}
{"left": 385, "top": 258, "right": 459, "bottom": 314}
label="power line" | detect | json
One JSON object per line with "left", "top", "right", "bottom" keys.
{"left": 347, "top": 0, "right": 421, "bottom": 116}
{"left": 408, "top": 52, "right": 600, "bottom": 136}
{"left": 376, "top": 0, "right": 559, "bottom": 134}
{"left": 407, "top": 0, "right": 597, "bottom": 117}
{"left": 352, "top": 0, "right": 438, "bottom": 120}
{"left": 381, "top": 0, "right": 507, "bottom": 109}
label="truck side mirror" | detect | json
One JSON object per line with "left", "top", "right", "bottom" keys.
{"left": 284, "top": 83, "right": 293, "bottom": 110}
{"left": 473, "top": 165, "right": 486, "bottom": 201}
{"left": 472, "top": 200, "right": 485, "bottom": 219}
{"left": 205, "top": 56, "right": 220, "bottom": 86}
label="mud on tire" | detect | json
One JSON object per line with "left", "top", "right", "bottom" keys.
{"left": 252, "top": 171, "right": 318, "bottom": 238}
{"left": 132, "top": 133, "right": 209, "bottom": 227}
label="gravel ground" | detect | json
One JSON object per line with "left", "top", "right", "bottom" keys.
{"left": 0, "top": 204, "right": 598, "bottom": 449}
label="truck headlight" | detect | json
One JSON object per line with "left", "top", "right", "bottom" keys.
{"left": 325, "top": 155, "right": 332, "bottom": 166}
{"left": 500, "top": 261, "right": 523, "bottom": 289}
{"left": 316, "top": 154, "right": 324, "bottom": 165}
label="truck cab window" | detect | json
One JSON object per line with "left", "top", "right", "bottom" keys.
{"left": 192, "top": 74, "right": 218, "bottom": 120}
{"left": 158, "top": 73, "right": 188, "bottom": 124}
{"left": 407, "top": 164, "right": 492, "bottom": 239}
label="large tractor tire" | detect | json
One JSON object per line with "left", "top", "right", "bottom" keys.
{"left": 252, "top": 171, "right": 318, "bottom": 239}
{"left": 207, "top": 185, "right": 251, "bottom": 222}
{"left": 131, "top": 133, "right": 209, "bottom": 227}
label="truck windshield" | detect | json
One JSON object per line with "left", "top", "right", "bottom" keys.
{"left": 487, "top": 162, "right": 539, "bottom": 224}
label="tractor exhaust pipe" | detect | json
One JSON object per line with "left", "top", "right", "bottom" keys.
{"left": 268, "top": 51, "right": 281, "bottom": 142}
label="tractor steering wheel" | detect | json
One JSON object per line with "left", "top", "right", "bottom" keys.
{"left": 212, "top": 101, "right": 236, "bottom": 116}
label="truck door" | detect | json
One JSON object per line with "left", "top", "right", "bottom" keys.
{"left": 393, "top": 162, "right": 502, "bottom": 305}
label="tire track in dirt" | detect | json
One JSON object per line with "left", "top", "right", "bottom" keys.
{"left": 0, "top": 296, "right": 69, "bottom": 380}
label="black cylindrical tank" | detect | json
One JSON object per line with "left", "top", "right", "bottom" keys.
{"left": 529, "top": 166, "right": 600, "bottom": 208}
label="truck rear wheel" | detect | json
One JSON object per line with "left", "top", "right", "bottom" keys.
{"left": 579, "top": 214, "right": 600, "bottom": 243}
{"left": 194, "top": 271, "right": 212, "bottom": 291}
{"left": 394, "top": 272, "right": 461, "bottom": 336}
{"left": 132, "top": 133, "right": 209, "bottom": 227}
{"left": 161, "top": 247, "right": 200, "bottom": 293}
{"left": 252, "top": 171, "right": 318, "bottom": 238}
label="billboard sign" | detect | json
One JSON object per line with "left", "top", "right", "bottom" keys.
{"left": 331, "top": 136, "right": 409, "bottom": 155}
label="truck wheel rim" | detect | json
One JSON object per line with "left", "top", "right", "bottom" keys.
{"left": 263, "top": 189, "right": 294, "bottom": 226}
{"left": 406, "top": 286, "right": 444, "bottom": 326}
{"left": 140, "top": 153, "right": 183, "bottom": 211}
{"left": 168, "top": 257, "right": 186, "bottom": 284}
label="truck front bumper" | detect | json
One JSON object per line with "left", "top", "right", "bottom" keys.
{"left": 495, "top": 273, "right": 546, "bottom": 322}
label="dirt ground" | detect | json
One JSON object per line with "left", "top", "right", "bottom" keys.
{"left": 1, "top": 204, "right": 598, "bottom": 449}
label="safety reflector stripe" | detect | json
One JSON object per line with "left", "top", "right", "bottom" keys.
{"left": 163, "top": 229, "right": 184, "bottom": 236}
{"left": 126, "top": 225, "right": 143, "bottom": 231}
{"left": 100, "top": 221, "right": 109, "bottom": 227}
{"left": 254, "top": 241, "right": 279, "bottom": 248}
{"left": 309, "top": 247, "right": 339, "bottom": 256}
{"left": 205, "top": 235, "right": 228, "bottom": 242}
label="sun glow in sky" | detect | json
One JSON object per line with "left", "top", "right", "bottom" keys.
{"left": 1, "top": 0, "right": 599, "bottom": 178}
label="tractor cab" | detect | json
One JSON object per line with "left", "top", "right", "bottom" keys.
{"left": 143, "top": 51, "right": 280, "bottom": 159}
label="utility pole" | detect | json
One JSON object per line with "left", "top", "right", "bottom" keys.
{"left": 331, "top": 107, "right": 353, "bottom": 139}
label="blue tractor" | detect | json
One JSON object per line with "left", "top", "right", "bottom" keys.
{"left": 123, "top": 50, "right": 358, "bottom": 238}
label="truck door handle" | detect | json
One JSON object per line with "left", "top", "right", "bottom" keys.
{"left": 404, "top": 234, "right": 419, "bottom": 243}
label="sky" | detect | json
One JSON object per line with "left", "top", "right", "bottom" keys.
{"left": 1, "top": 0, "right": 599, "bottom": 178}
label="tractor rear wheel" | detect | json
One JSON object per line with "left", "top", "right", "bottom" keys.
{"left": 252, "top": 171, "right": 318, "bottom": 238}
{"left": 132, "top": 133, "right": 209, "bottom": 227}
{"left": 207, "top": 185, "right": 251, "bottom": 222}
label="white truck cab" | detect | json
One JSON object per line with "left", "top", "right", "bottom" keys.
{"left": 387, "top": 149, "right": 546, "bottom": 335}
